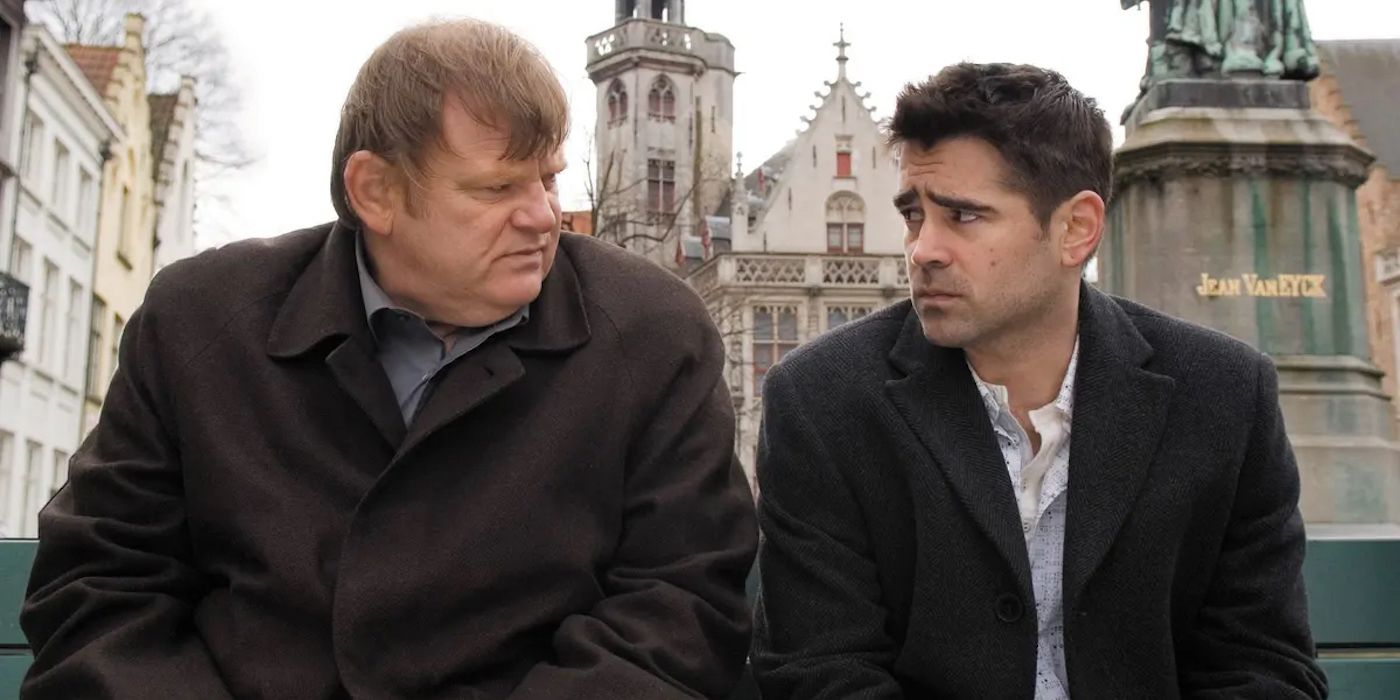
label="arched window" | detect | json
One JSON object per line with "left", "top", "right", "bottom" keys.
{"left": 826, "top": 192, "right": 865, "bottom": 253}
{"left": 606, "top": 80, "right": 628, "bottom": 125}
{"left": 648, "top": 75, "right": 676, "bottom": 121}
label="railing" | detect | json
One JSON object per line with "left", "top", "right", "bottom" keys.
{"left": 585, "top": 18, "right": 736, "bottom": 72}
{"left": 0, "top": 271, "right": 28, "bottom": 363}
{"left": 690, "top": 253, "right": 906, "bottom": 293}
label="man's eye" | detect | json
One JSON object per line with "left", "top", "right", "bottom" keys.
{"left": 952, "top": 210, "right": 980, "bottom": 224}
{"left": 900, "top": 209, "right": 924, "bottom": 223}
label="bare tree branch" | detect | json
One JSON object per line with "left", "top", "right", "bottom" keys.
{"left": 581, "top": 126, "right": 733, "bottom": 265}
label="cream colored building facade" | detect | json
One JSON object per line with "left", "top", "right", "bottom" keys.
{"left": 72, "top": 14, "right": 158, "bottom": 434}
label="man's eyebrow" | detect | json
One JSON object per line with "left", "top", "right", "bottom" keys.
{"left": 893, "top": 187, "right": 995, "bottom": 214}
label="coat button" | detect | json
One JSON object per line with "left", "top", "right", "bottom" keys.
{"left": 995, "top": 593, "right": 1024, "bottom": 623}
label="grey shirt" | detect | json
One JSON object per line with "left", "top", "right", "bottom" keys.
{"left": 355, "top": 235, "right": 528, "bottom": 426}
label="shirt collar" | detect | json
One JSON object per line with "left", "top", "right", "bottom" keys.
{"left": 354, "top": 231, "right": 398, "bottom": 330}
{"left": 968, "top": 337, "right": 1080, "bottom": 424}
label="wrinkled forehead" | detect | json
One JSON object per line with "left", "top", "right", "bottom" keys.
{"left": 896, "top": 136, "right": 1018, "bottom": 193}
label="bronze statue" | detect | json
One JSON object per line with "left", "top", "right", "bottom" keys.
{"left": 1123, "top": 0, "right": 1319, "bottom": 86}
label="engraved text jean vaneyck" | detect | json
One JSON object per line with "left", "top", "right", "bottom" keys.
{"left": 1196, "top": 273, "right": 1327, "bottom": 298}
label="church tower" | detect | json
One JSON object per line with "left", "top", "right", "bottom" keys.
{"left": 585, "top": 1, "right": 736, "bottom": 268}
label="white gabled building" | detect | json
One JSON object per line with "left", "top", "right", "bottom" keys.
{"left": 0, "top": 23, "right": 122, "bottom": 536}
{"left": 688, "top": 29, "right": 906, "bottom": 483}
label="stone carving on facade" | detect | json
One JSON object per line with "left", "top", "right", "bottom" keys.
{"left": 1115, "top": 146, "right": 1372, "bottom": 187}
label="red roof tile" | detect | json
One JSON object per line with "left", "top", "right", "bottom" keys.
{"left": 64, "top": 44, "right": 122, "bottom": 95}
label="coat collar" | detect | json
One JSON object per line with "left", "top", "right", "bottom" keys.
{"left": 265, "top": 224, "right": 592, "bottom": 451}
{"left": 885, "top": 284, "right": 1176, "bottom": 604}
{"left": 266, "top": 221, "right": 375, "bottom": 359}
{"left": 266, "top": 224, "right": 590, "bottom": 359}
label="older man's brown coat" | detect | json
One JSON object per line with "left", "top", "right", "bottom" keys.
{"left": 22, "top": 223, "right": 758, "bottom": 699}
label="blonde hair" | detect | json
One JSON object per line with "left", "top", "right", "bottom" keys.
{"left": 331, "top": 18, "right": 569, "bottom": 224}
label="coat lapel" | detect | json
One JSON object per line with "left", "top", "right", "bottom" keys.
{"left": 396, "top": 341, "right": 525, "bottom": 459}
{"left": 325, "top": 338, "right": 408, "bottom": 448}
{"left": 884, "top": 310, "right": 1033, "bottom": 591}
{"left": 1061, "top": 286, "right": 1176, "bottom": 610}
{"left": 267, "top": 223, "right": 407, "bottom": 449}
{"left": 265, "top": 227, "right": 593, "bottom": 455}
{"left": 395, "top": 236, "right": 592, "bottom": 460}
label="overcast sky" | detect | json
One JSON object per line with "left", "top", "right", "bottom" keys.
{"left": 193, "top": 0, "right": 1398, "bottom": 247}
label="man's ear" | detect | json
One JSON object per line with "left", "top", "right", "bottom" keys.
{"left": 343, "top": 150, "right": 400, "bottom": 236}
{"left": 1058, "top": 190, "right": 1105, "bottom": 268}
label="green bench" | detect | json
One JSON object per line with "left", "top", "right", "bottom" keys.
{"left": 0, "top": 540, "right": 33, "bottom": 700}
{"left": 0, "top": 537, "right": 1396, "bottom": 699}
{"left": 1305, "top": 533, "right": 1400, "bottom": 697}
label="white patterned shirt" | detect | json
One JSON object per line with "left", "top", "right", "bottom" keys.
{"left": 968, "top": 340, "right": 1079, "bottom": 700}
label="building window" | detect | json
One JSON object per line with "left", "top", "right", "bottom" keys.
{"left": 50, "top": 450, "right": 69, "bottom": 498}
{"left": 835, "top": 135, "right": 854, "bottom": 178}
{"left": 37, "top": 260, "right": 58, "bottom": 370}
{"left": 51, "top": 141, "right": 72, "bottom": 218}
{"left": 117, "top": 185, "right": 133, "bottom": 262}
{"left": 826, "top": 305, "right": 873, "bottom": 331}
{"left": 836, "top": 151, "right": 852, "bottom": 177}
{"left": 109, "top": 315, "right": 125, "bottom": 385}
{"left": 7, "top": 235, "right": 31, "bottom": 284}
{"left": 77, "top": 168, "right": 96, "bottom": 236}
{"left": 752, "top": 305, "right": 799, "bottom": 393}
{"left": 25, "top": 441, "right": 42, "bottom": 521}
{"left": 86, "top": 296, "right": 106, "bottom": 399}
{"left": 0, "top": 430, "right": 13, "bottom": 516}
{"left": 64, "top": 279, "right": 82, "bottom": 383}
{"left": 607, "top": 80, "right": 628, "bottom": 125}
{"left": 21, "top": 111, "right": 43, "bottom": 182}
{"left": 646, "top": 158, "right": 676, "bottom": 214}
{"left": 826, "top": 191, "right": 866, "bottom": 253}
{"left": 648, "top": 75, "right": 676, "bottom": 121}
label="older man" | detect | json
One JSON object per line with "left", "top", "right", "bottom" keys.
{"left": 22, "top": 19, "right": 756, "bottom": 700}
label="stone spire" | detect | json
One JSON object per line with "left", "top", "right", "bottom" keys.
{"left": 834, "top": 23, "right": 850, "bottom": 81}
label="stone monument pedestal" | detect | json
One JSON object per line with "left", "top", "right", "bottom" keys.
{"left": 1103, "top": 79, "right": 1400, "bottom": 524}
